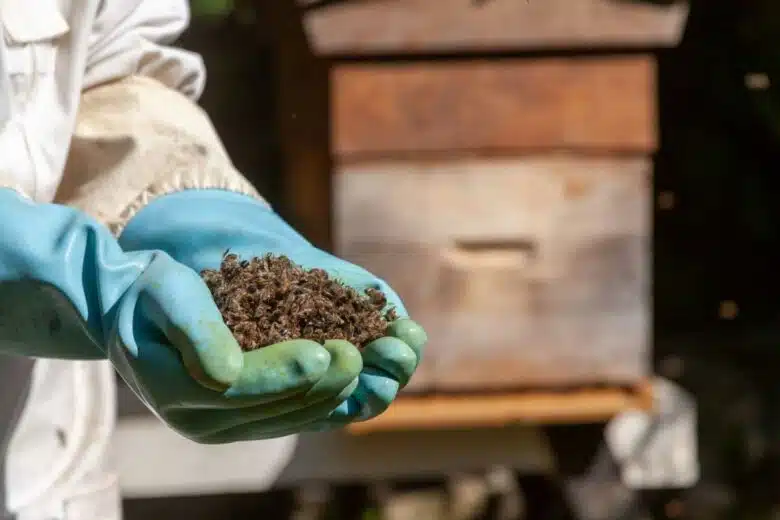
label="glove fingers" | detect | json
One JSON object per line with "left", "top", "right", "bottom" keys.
{"left": 304, "top": 339, "right": 362, "bottom": 400}
{"left": 362, "top": 337, "right": 417, "bottom": 388}
{"left": 169, "top": 339, "right": 361, "bottom": 438}
{"left": 164, "top": 340, "right": 336, "bottom": 436}
{"left": 270, "top": 390, "right": 371, "bottom": 434}
{"left": 139, "top": 257, "right": 243, "bottom": 390}
{"left": 385, "top": 319, "right": 427, "bottom": 368}
{"left": 304, "top": 395, "right": 362, "bottom": 431}
{"left": 224, "top": 321, "right": 413, "bottom": 432}
{"left": 224, "top": 340, "right": 331, "bottom": 401}
{"left": 195, "top": 386, "right": 357, "bottom": 444}
{"left": 114, "top": 335, "right": 326, "bottom": 416}
{"left": 343, "top": 367, "right": 401, "bottom": 423}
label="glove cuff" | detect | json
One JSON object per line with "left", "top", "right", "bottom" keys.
{"left": 0, "top": 189, "right": 158, "bottom": 359}
{"left": 119, "top": 189, "right": 311, "bottom": 266}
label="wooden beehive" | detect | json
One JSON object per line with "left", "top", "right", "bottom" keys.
{"left": 297, "top": 0, "right": 686, "bottom": 393}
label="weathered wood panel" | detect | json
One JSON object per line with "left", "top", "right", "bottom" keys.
{"left": 334, "top": 156, "right": 650, "bottom": 392}
{"left": 303, "top": 0, "right": 688, "bottom": 56}
{"left": 332, "top": 57, "right": 657, "bottom": 159}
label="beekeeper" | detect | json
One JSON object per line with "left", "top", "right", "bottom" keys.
{"left": 0, "top": 1, "right": 426, "bottom": 519}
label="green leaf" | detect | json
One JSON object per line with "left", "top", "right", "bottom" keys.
{"left": 190, "top": 0, "right": 234, "bottom": 17}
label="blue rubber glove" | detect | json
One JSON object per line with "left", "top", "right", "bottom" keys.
{"left": 0, "top": 188, "right": 349, "bottom": 443}
{"left": 119, "top": 189, "right": 427, "bottom": 431}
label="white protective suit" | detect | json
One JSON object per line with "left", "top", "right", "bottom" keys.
{"left": 0, "top": 1, "right": 297, "bottom": 518}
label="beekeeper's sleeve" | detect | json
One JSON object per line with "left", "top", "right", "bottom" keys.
{"left": 57, "top": 0, "right": 267, "bottom": 232}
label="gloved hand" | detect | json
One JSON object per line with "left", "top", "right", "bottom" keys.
{"left": 119, "top": 189, "right": 427, "bottom": 432}
{"left": 0, "top": 188, "right": 353, "bottom": 443}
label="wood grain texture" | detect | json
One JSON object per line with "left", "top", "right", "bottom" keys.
{"left": 303, "top": 0, "right": 688, "bottom": 55}
{"left": 347, "top": 382, "right": 654, "bottom": 434}
{"left": 334, "top": 156, "right": 650, "bottom": 392}
{"left": 332, "top": 57, "right": 657, "bottom": 159}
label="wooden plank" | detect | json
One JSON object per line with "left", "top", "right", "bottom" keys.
{"left": 303, "top": 0, "right": 688, "bottom": 55}
{"left": 332, "top": 57, "right": 657, "bottom": 159}
{"left": 347, "top": 383, "right": 654, "bottom": 434}
{"left": 334, "top": 156, "right": 650, "bottom": 392}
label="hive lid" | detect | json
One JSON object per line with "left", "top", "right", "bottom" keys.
{"left": 301, "top": 0, "right": 689, "bottom": 56}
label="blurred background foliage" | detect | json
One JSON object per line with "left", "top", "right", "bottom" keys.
{"left": 190, "top": 0, "right": 233, "bottom": 18}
